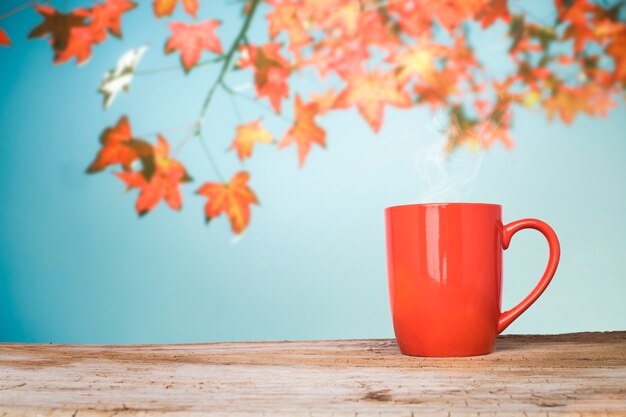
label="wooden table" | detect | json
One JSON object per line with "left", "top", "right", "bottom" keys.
{"left": 1, "top": 332, "right": 625, "bottom": 416}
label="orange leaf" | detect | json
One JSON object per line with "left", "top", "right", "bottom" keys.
{"left": 557, "top": 55, "right": 576, "bottom": 65}
{"left": 432, "top": 0, "right": 487, "bottom": 32}
{"left": 181, "top": 0, "right": 199, "bottom": 17}
{"left": 230, "top": 119, "right": 274, "bottom": 161}
{"left": 477, "top": 0, "right": 511, "bottom": 28}
{"left": 266, "top": 2, "right": 311, "bottom": 53}
{"left": 543, "top": 85, "right": 596, "bottom": 124}
{"left": 28, "top": 2, "right": 135, "bottom": 65}
{"left": 53, "top": 26, "right": 95, "bottom": 65}
{"left": 87, "top": 116, "right": 151, "bottom": 173}
{"left": 165, "top": 20, "right": 222, "bottom": 72}
{"left": 388, "top": 0, "right": 485, "bottom": 35}
{"left": 116, "top": 135, "right": 192, "bottom": 216}
{"left": 197, "top": 171, "right": 259, "bottom": 235}
{"left": 413, "top": 68, "right": 458, "bottom": 110}
{"left": 153, "top": 0, "right": 176, "bottom": 17}
{"left": 153, "top": 0, "right": 198, "bottom": 18}
{"left": 309, "top": 90, "right": 337, "bottom": 115}
{"left": 90, "top": 0, "right": 136, "bottom": 39}
{"left": 0, "top": 28, "right": 11, "bottom": 47}
{"left": 238, "top": 43, "right": 290, "bottom": 113}
{"left": 606, "top": 32, "right": 626, "bottom": 82}
{"left": 391, "top": 37, "right": 446, "bottom": 82}
{"left": 279, "top": 95, "right": 326, "bottom": 166}
{"left": 334, "top": 71, "right": 412, "bottom": 132}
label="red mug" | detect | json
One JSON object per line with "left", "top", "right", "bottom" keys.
{"left": 385, "top": 203, "right": 560, "bottom": 357}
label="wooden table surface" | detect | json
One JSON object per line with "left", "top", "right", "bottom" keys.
{"left": 1, "top": 331, "right": 625, "bottom": 416}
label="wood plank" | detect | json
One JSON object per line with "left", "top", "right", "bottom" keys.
{"left": 1, "top": 332, "right": 625, "bottom": 416}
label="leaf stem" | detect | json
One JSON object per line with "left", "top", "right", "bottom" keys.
{"left": 134, "top": 57, "right": 224, "bottom": 76}
{"left": 193, "top": 0, "right": 261, "bottom": 181}
{"left": 0, "top": 0, "right": 40, "bottom": 21}
{"left": 221, "top": 82, "right": 294, "bottom": 124}
{"left": 135, "top": 122, "right": 200, "bottom": 140}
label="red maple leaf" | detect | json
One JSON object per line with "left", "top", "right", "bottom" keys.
{"left": 153, "top": 0, "right": 198, "bottom": 18}
{"left": 476, "top": 0, "right": 511, "bottom": 28}
{"left": 53, "top": 26, "right": 96, "bottom": 65}
{"left": 116, "top": 135, "right": 192, "bottom": 215}
{"left": 165, "top": 20, "right": 223, "bottom": 72}
{"left": 279, "top": 95, "right": 326, "bottom": 166}
{"left": 238, "top": 43, "right": 291, "bottom": 113}
{"left": 87, "top": 116, "right": 151, "bottom": 173}
{"left": 90, "top": 0, "right": 137, "bottom": 39}
{"left": 197, "top": 171, "right": 259, "bottom": 235}
{"left": 334, "top": 71, "right": 412, "bottom": 132}
{"left": 0, "top": 28, "right": 10, "bottom": 47}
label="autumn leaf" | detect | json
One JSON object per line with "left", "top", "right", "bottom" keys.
{"left": 279, "top": 95, "right": 326, "bottom": 166}
{"left": 230, "top": 120, "right": 275, "bottom": 161}
{"left": 477, "top": 0, "right": 511, "bottom": 28}
{"left": 28, "top": 5, "right": 90, "bottom": 53}
{"left": 309, "top": 90, "right": 337, "bottom": 114}
{"left": 257, "top": 66, "right": 290, "bottom": 113}
{"left": 238, "top": 43, "right": 291, "bottom": 113}
{"left": 117, "top": 135, "right": 192, "bottom": 215}
{"left": 181, "top": 0, "right": 199, "bottom": 17}
{"left": 99, "top": 46, "right": 148, "bottom": 108}
{"left": 431, "top": 0, "right": 487, "bottom": 32}
{"left": 391, "top": 37, "right": 446, "bottom": 82}
{"left": 197, "top": 171, "right": 259, "bottom": 235}
{"left": 334, "top": 71, "right": 412, "bottom": 132}
{"left": 606, "top": 32, "right": 626, "bottom": 82}
{"left": 90, "top": 0, "right": 137, "bottom": 39}
{"left": 153, "top": 0, "right": 198, "bottom": 18}
{"left": 87, "top": 116, "right": 151, "bottom": 173}
{"left": 319, "top": 1, "right": 361, "bottom": 37}
{"left": 153, "top": 0, "right": 176, "bottom": 17}
{"left": 0, "top": 28, "right": 10, "bottom": 47}
{"left": 309, "top": 40, "right": 370, "bottom": 79}
{"left": 266, "top": 2, "right": 311, "bottom": 53}
{"left": 413, "top": 68, "right": 458, "bottom": 110}
{"left": 53, "top": 26, "right": 96, "bottom": 65}
{"left": 387, "top": 0, "right": 431, "bottom": 37}
{"left": 165, "top": 20, "right": 222, "bottom": 72}
{"left": 543, "top": 86, "right": 596, "bottom": 124}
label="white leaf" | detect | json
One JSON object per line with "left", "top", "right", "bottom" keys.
{"left": 98, "top": 46, "right": 148, "bottom": 109}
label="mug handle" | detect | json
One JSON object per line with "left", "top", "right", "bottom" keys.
{"left": 498, "top": 218, "right": 561, "bottom": 334}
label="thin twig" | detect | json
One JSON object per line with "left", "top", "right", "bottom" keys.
{"left": 191, "top": 0, "right": 261, "bottom": 181}
{"left": 173, "top": 128, "right": 198, "bottom": 157}
{"left": 221, "top": 82, "right": 295, "bottom": 124}
{"left": 134, "top": 57, "right": 223, "bottom": 76}
{"left": 0, "top": 0, "right": 40, "bottom": 21}
{"left": 135, "top": 122, "right": 200, "bottom": 140}
{"left": 198, "top": 137, "right": 226, "bottom": 182}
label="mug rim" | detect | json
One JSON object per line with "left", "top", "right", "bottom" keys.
{"left": 386, "top": 202, "right": 501, "bottom": 210}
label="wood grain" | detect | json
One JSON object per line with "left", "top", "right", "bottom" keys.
{"left": 1, "top": 332, "right": 625, "bottom": 416}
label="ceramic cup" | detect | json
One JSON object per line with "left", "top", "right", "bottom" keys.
{"left": 385, "top": 203, "right": 560, "bottom": 357}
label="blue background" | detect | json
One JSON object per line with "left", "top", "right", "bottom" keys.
{"left": 1, "top": 1, "right": 624, "bottom": 343}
